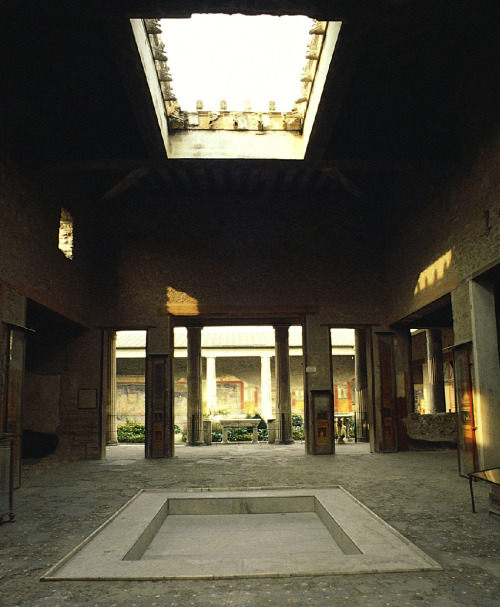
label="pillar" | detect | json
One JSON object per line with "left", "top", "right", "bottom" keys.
{"left": 426, "top": 329, "right": 446, "bottom": 414}
{"left": 206, "top": 356, "right": 217, "bottom": 416}
{"left": 469, "top": 280, "right": 500, "bottom": 469}
{"left": 373, "top": 332, "right": 398, "bottom": 452}
{"left": 274, "top": 324, "right": 293, "bottom": 443}
{"left": 145, "top": 320, "right": 174, "bottom": 458}
{"left": 393, "top": 327, "right": 413, "bottom": 451}
{"left": 260, "top": 355, "right": 273, "bottom": 421}
{"left": 304, "top": 316, "right": 333, "bottom": 454}
{"left": 354, "top": 329, "right": 368, "bottom": 442}
{"left": 105, "top": 331, "right": 118, "bottom": 445}
{"left": 0, "top": 282, "right": 5, "bottom": 435}
{"left": 187, "top": 326, "right": 204, "bottom": 445}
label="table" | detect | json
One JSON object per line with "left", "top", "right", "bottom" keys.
{"left": 219, "top": 419, "right": 261, "bottom": 443}
{"left": 468, "top": 467, "right": 500, "bottom": 513}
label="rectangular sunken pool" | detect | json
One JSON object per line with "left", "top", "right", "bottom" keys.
{"left": 42, "top": 488, "right": 441, "bottom": 580}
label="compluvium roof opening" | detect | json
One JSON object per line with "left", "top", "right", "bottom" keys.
{"left": 159, "top": 14, "right": 312, "bottom": 113}
{"left": 132, "top": 15, "right": 341, "bottom": 159}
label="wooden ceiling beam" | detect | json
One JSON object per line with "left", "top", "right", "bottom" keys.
{"left": 40, "top": 156, "right": 433, "bottom": 173}
{"left": 101, "top": 168, "right": 150, "bottom": 200}
{"left": 100, "top": 1, "right": 497, "bottom": 24}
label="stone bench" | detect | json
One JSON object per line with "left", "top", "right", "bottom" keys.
{"left": 219, "top": 419, "right": 261, "bottom": 444}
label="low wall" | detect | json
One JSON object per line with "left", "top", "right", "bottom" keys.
{"left": 403, "top": 413, "right": 457, "bottom": 448}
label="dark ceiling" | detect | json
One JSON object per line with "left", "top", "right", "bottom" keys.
{"left": 1, "top": 1, "right": 500, "bottom": 206}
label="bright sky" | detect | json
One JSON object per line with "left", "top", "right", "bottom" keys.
{"left": 160, "top": 14, "right": 313, "bottom": 112}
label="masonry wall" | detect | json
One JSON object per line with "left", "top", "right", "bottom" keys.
{"left": 0, "top": 158, "right": 97, "bottom": 323}
{"left": 0, "top": 155, "right": 102, "bottom": 458}
{"left": 95, "top": 190, "right": 386, "bottom": 328}
{"left": 383, "top": 140, "right": 500, "bottom": 323}
{"left": 382, "top": 22, "right": 500, "bottom": 324}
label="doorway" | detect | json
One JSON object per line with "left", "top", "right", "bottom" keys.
{"left": 113, "top": 324, "right": 305, "bottom": 455}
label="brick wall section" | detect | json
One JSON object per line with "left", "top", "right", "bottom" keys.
{"left": 96, "top": 190, "right": 386, "bottom": 327}
{"left": 0, "top": 157, "right": 104, "bottom": 457}
{"left": 58, "top": 329, "right": 103, "bottom": 459}
{"left": 384, "top": 144, "right": 500, "bottom": 324}
{"left": 0, "top": 156, "right": 96, "bottom": 323}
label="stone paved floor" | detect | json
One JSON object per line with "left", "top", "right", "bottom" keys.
{"left": 1, "top": 442, "right": 499, "bottom": 606}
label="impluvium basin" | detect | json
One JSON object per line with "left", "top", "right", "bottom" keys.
{"left": 42, "top": 487, "right": 441, "bottom": 580}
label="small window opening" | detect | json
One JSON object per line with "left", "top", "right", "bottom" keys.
{"left": 58, "top": 208, "right": 74, "bottom": 260}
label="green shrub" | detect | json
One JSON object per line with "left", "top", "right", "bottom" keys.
{"left": 249, "top": 413, "right": 267, "bottom": 430}
{"left": 228, "top": 428, "right": 253, "bottom": 441}
{"left": 212, "top": 424, "right": 222, "bottom": 442}
{"left": 292, "top": 414, "right": 304, "bottom": 441}
{"left": 117, "top": 420, "right": 145, "bottom": 443}
{"left": 292, "top": 428, "right": 304, "bottom": 440}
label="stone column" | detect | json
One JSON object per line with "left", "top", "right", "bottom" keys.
{"left": 0, "top": 283, "right": 5, "bottom": 436}
{"left": 426, "top": 329, "right": 446, "bottom": 414}
{"left": 373, "top": 332, "right": 398, "bottom": 452}
{"left": 206, "top": 356, "right": 217, "bottom": 416}
{"left": 393, "top": 327, "right": 413, "bottom": 451}
{"left": 146, "top": 320, "right": 174, "bottom": 458}
{"left": 354, "top": 329, "right": 368, "bottom": 442}
{"left": 260, "top": 355, "right": 273, "bottom": 421}
{"left": 187, "top": 326, "right": 204, "bottom": 445}
{"left": 106, "top": 331, "right": 118, "bottom": 445}
{"left": 469, "top": 280, "right": 500, "bottom": 469}
{"left": 304, "top": 316, "right": 334, "bottom": 454}
{"left": 274, "top": 324, "right": 293, "bottom": 443}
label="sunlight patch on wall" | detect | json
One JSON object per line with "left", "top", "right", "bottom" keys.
{"left": 414, "top": 251, "right": 453, "bottom": 295}
{"left": 164, "top": 286, "right": 199, "bottom": 315}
